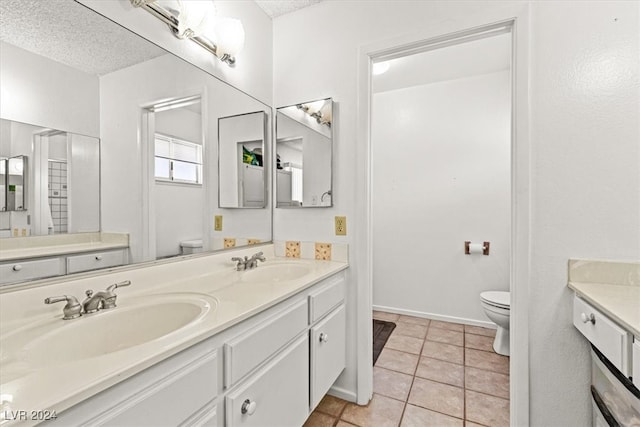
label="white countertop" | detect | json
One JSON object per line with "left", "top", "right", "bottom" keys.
{"left": 0, "top": 245, "right": 348, "bottom": 425}
{"left": 567, "top": 258, "right": 640, "bottom": 337}
{"left": 0, "top": 233, "right": 129, "bottom": 262}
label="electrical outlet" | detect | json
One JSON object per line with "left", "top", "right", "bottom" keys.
{"left": 335, "top": 216, "right": 347, "bottom": 236}
{"left": 214, "top": 215, "right": 223, "bottom": 231}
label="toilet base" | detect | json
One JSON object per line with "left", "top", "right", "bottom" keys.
{"left": 493, "top": 326, "right": 510, "bottom": 356}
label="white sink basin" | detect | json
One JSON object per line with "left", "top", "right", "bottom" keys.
{"left": 241, "top": 263, "right": 312, "bottom": 284}
{"left": 0, "top": 293, "right": 217, "bottom": 379}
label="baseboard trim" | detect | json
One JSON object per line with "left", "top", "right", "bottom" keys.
{"left": 328, "top": 385, "right": 357, "bottom": 403}
{"left": 372, "top": 305, "right": 496, "bottom": 329}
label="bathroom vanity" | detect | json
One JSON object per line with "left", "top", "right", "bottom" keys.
{"left": 568, "top": 259, "right": 640, "bottom": 426}
{"left": 0, "top": 245, "right": 347, "bottom": 426}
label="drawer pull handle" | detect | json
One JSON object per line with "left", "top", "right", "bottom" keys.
{"left": 12, "top": 264, "right": 22, "bottom": 272}
{"left": 581, "top": 312, "right": 595, "bottom": 325}
{"left": 241, "top": 399, "right": 257, "bottom": 415}
{"left": 95, "top": 255, "right": 103, "bottom": 261}
{"left": 319, "top": 332, "right": 329, "bottom": 343}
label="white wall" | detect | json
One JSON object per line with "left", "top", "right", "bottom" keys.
{"left": 372, "top": 70, "right": 511, "bottom": 323}
{"left": 0, "top": 42, "right": 99, "bottom": 137}
{"left": 154, "top": 107, "right": 203, "bottom": 258}
{"left": 79, "top": 0, "right": 273, "bottom": 105}
{"left": 273, "top": 1, "right": 640, "bottom": 424}
{"left": 68, "top": 133, "right": 100, "bottom": 233}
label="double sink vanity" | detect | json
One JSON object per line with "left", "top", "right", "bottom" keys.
{"left": 0, "top": 245, "right": 348, "bottom": 426}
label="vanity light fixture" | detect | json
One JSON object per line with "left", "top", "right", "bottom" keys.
{"left": 296, "top": 100, "right": 332, "bottom": 127}
{"left": 129, "top": 0, "right": 245, "bottom": 66}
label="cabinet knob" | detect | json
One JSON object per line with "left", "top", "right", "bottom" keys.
{"left": 12, "top": 264, "right": 22, "bottom": 272}
{"left": 95, "top": 255, "right": 103, "bottom": 261}
{"left": 241, "top": 399, "right": 257, "bottom": 415}
{"left": 319, "top": 332, "right": 329, "bottom": 343}
{"left": 581, "top": 312, "right": 595, "bottom": 325}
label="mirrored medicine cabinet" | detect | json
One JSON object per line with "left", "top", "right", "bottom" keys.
{"left": 276, "top": 98, "right": 333, "bottom": 208}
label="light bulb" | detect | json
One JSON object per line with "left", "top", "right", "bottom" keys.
{"left": 176, "top": 0, "right": 216, "bottom": 38}
{"left": 206, "top": 16, "right": 245, "bottom": 57}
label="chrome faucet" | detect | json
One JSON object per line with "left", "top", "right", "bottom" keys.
{"left": 44, "top": 280, "right": 131, "bottom": 320}
{"left": 231, "top": 252, "right": 266, "bottom": 271}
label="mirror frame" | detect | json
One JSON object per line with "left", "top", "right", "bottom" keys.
{"left": 275, "top": 98, "right": 334, "bottom": 209}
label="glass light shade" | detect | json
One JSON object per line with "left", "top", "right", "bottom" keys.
{"left": 372, "top": 61, "right": 390, "bottom": 75}
{"left": 176, "top": 0, "right": 216, "bottom": 38}
{"left": 207, "top": 16, "right": 245, "bottom": 57}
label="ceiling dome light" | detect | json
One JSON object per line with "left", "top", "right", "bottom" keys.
{"left": 372, "top": 61, "right": 390, "bottom": 76}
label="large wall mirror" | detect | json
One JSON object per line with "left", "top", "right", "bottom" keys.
{"left": 276, "top": 99, "right": 333, "bottom": 208}
{"left": 0, "top": 0, "right": 272, "bottom": 283}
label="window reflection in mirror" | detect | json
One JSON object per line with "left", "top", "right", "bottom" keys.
{"left": 218, "top": 112, "right": 267, "bottom": 209}
{"left": 276, "top": 98, "right": 333, "bottom": 208}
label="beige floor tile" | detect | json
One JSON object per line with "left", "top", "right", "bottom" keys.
{"left": 316, "top": 394, "right": 348, "bottom": 417}
{"left": 393, "top": 322, "right": 428, "bottom": 339}
{"left": 385, "top": 334, "right": 424, "bottom": 355}
{"left": 415, "top": 356, "right": 464, "bottom": 387}
{"left": 374, "top": 366, "right": 414, "bottom": 401}
{"left": 465, "top": 334, "right": 495, "bottom": 352}
{"left": 336, "top": 422, "right": 358, "bottom": 427}
{"left": 398, "top": 314, "right": 430, "bottom": 326}
{"left": 421, "top": 341, "right": 464, "bottom": 365}
{"left": 465, "top": 390, "right": 510, "bottom": 427}
{"left": 341, "top": 394, "right": 405, "bottom": 427}
{"left": 400, "top": 404, "right": 464, "bottom": 427}
{"left": 464, "top": 422, "right": 487, "bottom": 427}
{"left": 407, "top": 377, "right": 464, "bottom": 419}
{"left": 465, "top": 348, "right": 509, "bottom": 374}
{"left": 374, "top": 311, "right": 400, "bottom": 322}
{"left": 303, "top": 411, "right": 336, "bottom": 427}
{"left": 465, "top": 367, "right": 510, "bottom": 399}
{"left": 465, "top": 325, "right": 496, "bottom": 337}
{"left": 430, "top": 320, "right": 464, "bottom": 332}
{"left": 375, "top": 348, "right": 419, "bottom": 375}
{"left": 426, "top": 327, "right": 464, "bottom": 346}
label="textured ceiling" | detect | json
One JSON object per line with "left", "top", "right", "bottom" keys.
{"left": 254, "top": 0, "right": 323, "bottom": 18}
{"left": 0, "top": 0, "right": 166, "bottom": 76}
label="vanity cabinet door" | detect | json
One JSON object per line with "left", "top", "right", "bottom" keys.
{"left": 226, "top": 334, "right": 309, "bottom": 427}
{"left": 310, "top": 304, "right": 346, "bottom": 409}
{"left": 66, "top": 249, "right": 127, "bottom": 274}
{"left": 0, "top": 257, "right": 65, "bottom": 284}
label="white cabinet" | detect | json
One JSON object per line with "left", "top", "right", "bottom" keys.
{"left": 225, "top": 335, "right": 309, "bottom": 427}
{"left": 66, "top": 249, "right": 127, "bottom": 274}
{"left": 633, "top": 339, "right": 640, "bottom": 388}
{"left": 310, "top": 305, "right": 346, "bottom": 409}
{"left": 0, "top": 257, "right": 65, "bottom": 284}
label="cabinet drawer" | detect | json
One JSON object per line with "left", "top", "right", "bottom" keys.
{"left": 0, "top": 257, "right": 64, "bottom": 284}
{"left": 52, "top": 342, "right": 219, "bottom": 426}
{"left": 573, "top": 296, "right": 631, "bottom": 375}
{"left": 226, "top": 335, "right": 309, "bottom": 427}
{"left": 310, "top": 304, "right": 346, "bottom": 409}
{"left": 309, "top": 274, "right": 345, "bottom": 324}
{"left": 224, "top": 300, "right": 307, "bottom": 388}
{"left": 66, "top": 249, "right": 126, "bottom": 274}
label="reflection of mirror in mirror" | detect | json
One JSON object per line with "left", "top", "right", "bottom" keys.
{"left": 276, "top": 98, "right": 333, "bottom": 208}
{"left": 218, "top": 112, "right": 267, "bottom": 209}
{"left": 0, "top": 119, "right": 99, "bottom": 238}
{"left": 0, "top": 0, "right": 272, "bottom": 276}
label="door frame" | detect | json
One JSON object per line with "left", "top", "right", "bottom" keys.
{"left": 355, "top": 8, "right": 531, "bottom": 426}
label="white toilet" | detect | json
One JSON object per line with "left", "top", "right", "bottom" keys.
{"left": 180, "top": 239, "right": 203, "bottom": 255}
{"left": 480, "top": 291, "right": 510, "bottom": 356}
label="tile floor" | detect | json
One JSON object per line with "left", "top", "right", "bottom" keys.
{"left": 304, "top": 311, "right": 510, "bottom": 427}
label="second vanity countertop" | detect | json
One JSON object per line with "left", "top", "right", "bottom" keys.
{"left": 567, "top": 259, "right": 640, "bottom": 337}
{"left": 0, "top": 233, "right": 129, "bottom": 262}
{"left": 0, "top": 245, "right": 348, "bottom": 423}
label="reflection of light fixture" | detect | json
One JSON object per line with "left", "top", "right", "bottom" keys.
{"left": 129, "top": 0, "right": 245, "bottom": 66}
{"left": 296, "top": 100, "right": 332, "bottom": 127}
{"left": 372, "top": 61, "right": 390, "bottom": 75}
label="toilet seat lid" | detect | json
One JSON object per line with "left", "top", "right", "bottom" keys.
{"left": 480, "top": 291, "right": 510, "bottom": 308}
